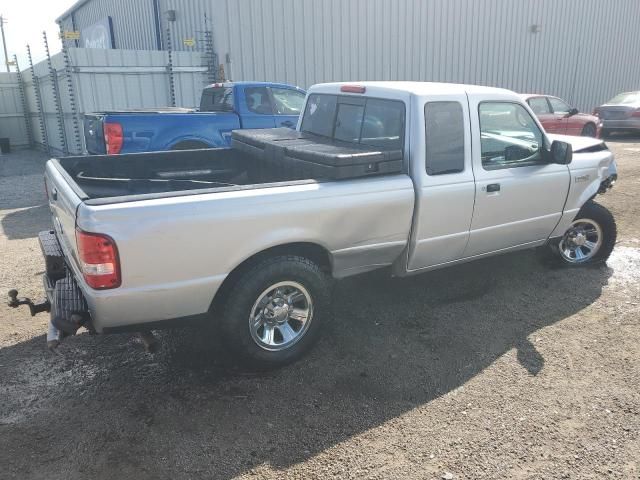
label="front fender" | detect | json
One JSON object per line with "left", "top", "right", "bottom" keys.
{"left": 549, "top": 151, "right": 617, "bottom": 238}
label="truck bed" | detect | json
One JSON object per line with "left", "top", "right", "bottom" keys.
{"left": 57, "top": 131, "right": 405, "bottom": 204}
{"left": 55, "top": 147, "right": 311, "bottom": 203}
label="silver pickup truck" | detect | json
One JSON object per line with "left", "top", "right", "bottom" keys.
{"left": 9, "top": 82, "right": 618, "bottom": 368}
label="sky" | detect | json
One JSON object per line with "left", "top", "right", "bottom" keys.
{"left": 0, "top": 0, "right": 77, "bottom": 71}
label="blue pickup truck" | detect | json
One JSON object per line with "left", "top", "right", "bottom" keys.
{"left": 83, "top": 82, "right": 306, "bottom": 154}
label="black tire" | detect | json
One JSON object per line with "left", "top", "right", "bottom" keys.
{"left": 581, "top": 123, "right": 597, "bottom": 137}
{"left": 550, "top": 200, "right": 616, "bottom": 266}
{"left": 219, "top": 255, "right": 331, "bottom": 369}
{"left": 171, "top": 140, "right": 211, "bottom": 150}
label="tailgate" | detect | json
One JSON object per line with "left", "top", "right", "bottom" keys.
{"left": 83, "top": 114, "right": 106, "bottom": 154}
{"left": 44, "top": 160, "right": 84, "bottom": 271}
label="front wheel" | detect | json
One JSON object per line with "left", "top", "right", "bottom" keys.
{"left": 552, "top": 201, "right": 616, "bottom": 266}
{"left": 219, "top": 255, "right": 331, "bottom": 369}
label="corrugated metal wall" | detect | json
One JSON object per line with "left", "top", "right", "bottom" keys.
{"left": 60, "top": 0, "right": 158, "bottom": 50}
{"left": 58, "top": 0, "right": 640, "bottom": 110}
{"left": 151, "top": 0, "right": 640, "bottom": 111}
{"left": 0, "top": 73, "right": 29, "bottom": 148}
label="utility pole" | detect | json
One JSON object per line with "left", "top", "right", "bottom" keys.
{"left": 0, "top": 15, "right": 9, "bottom": 72}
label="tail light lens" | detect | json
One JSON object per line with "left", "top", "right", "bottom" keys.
{"left": 103, "top": 122, "right": 123, "bottom": 154}
{"left": 632, "top": 109, "right": 640, "bottom": 118}
{"left": 76, "top": 229, "right": 121, "bottom": 289}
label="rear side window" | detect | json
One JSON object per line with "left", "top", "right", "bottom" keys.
{"left": 301, "top": 93, "right": 405, "bottom": 150}
{"left": 245, "top": 87, "right": 273, "bottom": 115}
{"left": 200, "top": 87, "right": 234, "bottom": 112}
{"left": 527, "top": 97, "right": 551, "bottom": 115}
{"left": 425, "top": 102, "right": 465, "bottom": 175}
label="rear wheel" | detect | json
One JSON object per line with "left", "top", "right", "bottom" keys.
{"left": 581, "top": 123, "right": 597, "bottom": 137}
{"left": 219, "top": 255, "right": 331, "bottom": 369}
{"left": 551, "top": 201, "right": 616, "bottom": 266}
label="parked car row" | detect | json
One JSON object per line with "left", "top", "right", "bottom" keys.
{"left": 522, "top": 91, "right": 640, "bottom": 138}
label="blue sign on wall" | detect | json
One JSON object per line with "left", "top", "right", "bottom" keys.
{"left": 81, "top": 17, "right": 115, "bottom": 49}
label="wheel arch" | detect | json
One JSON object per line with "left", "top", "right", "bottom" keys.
{"left": 170, "top": 138, "right": 214, "bottom": 150}
{"left": 209, "top": 242, "right": 333, "bottom": 312}
{"left": 582, "top": 121, "right": 597, "bottom": 135}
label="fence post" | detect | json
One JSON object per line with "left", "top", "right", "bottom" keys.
{"left": 59, "top": 25, "right": 82, "bottom": 154}
{"left": 166, "top": 26, "right": 176, "bottom": 107}
{"left": 26, "top": 44, "right": 49, "bottom": 154}
{"left": 201, "top": 13, "right": 218, "bottom": 85}
{"left": 43, "top": 30, "right": 68, "bottom": 156}
{"left": 13, "top": 54, "right": 34, "bottom": 148}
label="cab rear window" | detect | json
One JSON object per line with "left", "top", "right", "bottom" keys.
{"left": 200, "top": 87, "right": 234, "bottom": 112}
{"left": 301, "top": 93, "right": 405, "bottom": 150}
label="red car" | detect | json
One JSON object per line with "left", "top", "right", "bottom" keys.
{"left": 520, "top": 94, "right": 602, "bottom": 137}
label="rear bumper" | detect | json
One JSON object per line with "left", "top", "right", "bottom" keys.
{"left": 601, "top": 118, "right": 640, "bottom": 131}
{"left": 39, "top": 231, "right": 91, "bottom": 337}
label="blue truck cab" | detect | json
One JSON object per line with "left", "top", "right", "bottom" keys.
{"left": 83, "top": 82, "right": 307, "bottom": 154}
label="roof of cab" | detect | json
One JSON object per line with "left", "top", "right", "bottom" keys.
{"left": 309, "top": 81, "right": 514, "bottom": 97}
{"left": 204, "top": 81, "right": 305, "bottom": 91}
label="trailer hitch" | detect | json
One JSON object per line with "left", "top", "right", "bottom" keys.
{"left": 7, "top": 289, "right": 51, "bottom": 316}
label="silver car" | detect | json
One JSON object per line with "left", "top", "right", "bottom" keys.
{"left": 594, "top": 91, "right": 640, "bottom": 136}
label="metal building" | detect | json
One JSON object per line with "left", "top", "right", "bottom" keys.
{"left": 57, "top": 0, "right": 640, "bottom": 110}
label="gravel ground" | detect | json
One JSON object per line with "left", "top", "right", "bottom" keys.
{"left": 0, "top": 141, "right": 639, "bottom": 479}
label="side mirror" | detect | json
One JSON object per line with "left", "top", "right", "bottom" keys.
{"left": 567, "top": 107, "right": 579, "bottom": 117}
{"left": 550, "top": 140, "right": 572, "bottom": 165}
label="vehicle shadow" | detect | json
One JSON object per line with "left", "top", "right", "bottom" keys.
{"left": 0, "top": 204, "right": 51, "bottom": 240}
{"left": 0, "top": 250, "right": 612, "bottom": 479}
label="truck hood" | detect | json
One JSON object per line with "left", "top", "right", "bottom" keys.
{"left": 547, "top": 134, "right": 604, "bottom": 153}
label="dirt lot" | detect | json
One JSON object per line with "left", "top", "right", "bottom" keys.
{"left": 1, "top": 141, "right": 639, "bottom": 480}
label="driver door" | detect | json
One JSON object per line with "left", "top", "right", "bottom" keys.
{"left": 463, "top": 100, "right": 570, "bottom": 258}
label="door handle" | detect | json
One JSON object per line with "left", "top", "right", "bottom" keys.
{"left": 486, "top": 183, "right": 500, "bottom": 193}
{"left": 281, "top": 120, "right": 295, "bottom": 128}
{"left": 51, "top": 188, "right": 58, "bottom": 201}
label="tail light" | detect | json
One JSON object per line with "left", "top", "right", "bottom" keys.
{"left": 76, "top": 229, "right": 121, "bottom": 289}
{"left": 103, "top": 122, "right": 123, "bottom": 154}
{"left": 632, "top": 109, "right": 640, "bottom": 117}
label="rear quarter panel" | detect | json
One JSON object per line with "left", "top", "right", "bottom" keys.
{"left": 76, "top": 175, "right": 415, "bottom": 331}
{"left": 111, "top": 112, "right": 241, "bottom": 153}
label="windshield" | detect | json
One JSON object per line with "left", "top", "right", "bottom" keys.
{"left": 300, "top": 93, "right": 405, "bottom": 150}
{"left": 606, "top": 91, "right": 640, "bottom": 105}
